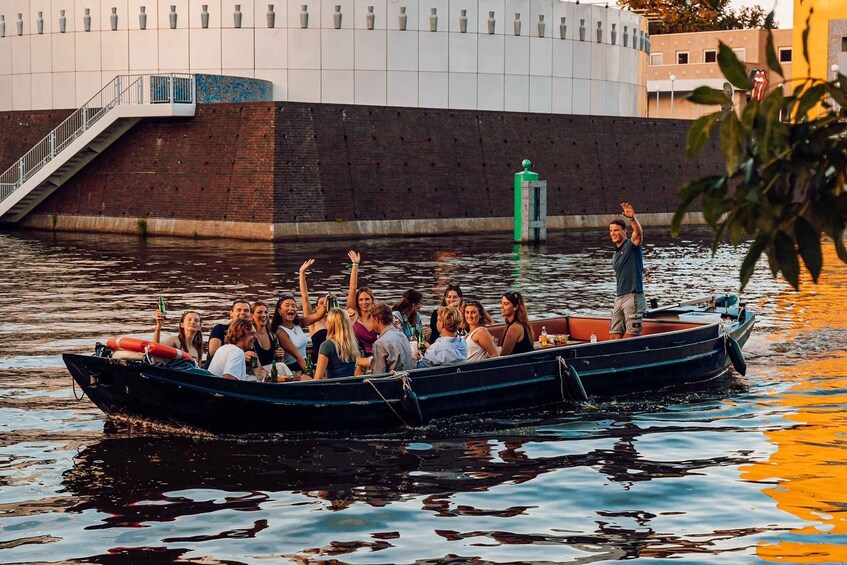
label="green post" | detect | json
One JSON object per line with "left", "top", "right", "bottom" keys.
{"left": 514, "top": 159, "right": 538, "bottom": 243}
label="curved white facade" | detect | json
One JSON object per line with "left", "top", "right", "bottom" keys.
{"left": 0, "top": 0, "right": 647, "bottom": 114}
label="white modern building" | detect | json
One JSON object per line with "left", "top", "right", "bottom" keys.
{"left": 0, "top": 0, "right": 648, "bottom": 114}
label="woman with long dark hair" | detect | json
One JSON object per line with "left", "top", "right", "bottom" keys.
{"left": 250, "top": 300, "right": 283, "bottom": 366}
{"left": 153, "top": 309, "right": 204, "bottom": 365}
{"left": 499, "top": 290, "right": 534, "bottom": 356}
{"left": 271, "top": 294, "right": 326, "bottom": 374}
{"left": 392, "top": 289, "right": 428, "bottom": 340}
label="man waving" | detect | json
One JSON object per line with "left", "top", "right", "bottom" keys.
{"left": 609, "top": 202, "right": 645, "bottom": 339}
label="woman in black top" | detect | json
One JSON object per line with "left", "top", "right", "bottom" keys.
{"left": 251, "top": 300, "right": 283, "bottom": 366}
{"left": 500, "top": 290, "right": 534, "bottom": 355}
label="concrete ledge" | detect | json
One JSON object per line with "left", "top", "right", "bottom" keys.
{"left": 19, "top": 212, "right": 707, "bottom": 241}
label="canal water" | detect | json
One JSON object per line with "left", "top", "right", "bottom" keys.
{"left": 1, "top": 227, "right": 845, "bottom": 563}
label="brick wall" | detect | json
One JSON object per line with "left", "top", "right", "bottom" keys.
{"left": 0, "top": 102, "right": 721, "bottom": 226}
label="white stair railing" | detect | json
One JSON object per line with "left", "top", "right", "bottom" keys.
{"left": 0, "top": 73, "right": 195, "bottom": 206}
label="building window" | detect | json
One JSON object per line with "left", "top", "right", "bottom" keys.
{"left": 779, "top": 48, "right": 792, "bottom": 62}
{"left": 842, "top": 37, "right": 847, "bottom": 51}
{"left": 677, "top": 51, "right": 689, "bottom": 64}
{"left": 650, "top": 53, "right": 664, "bottom": 65}
{"left": 704, "top": 49, "right": 717, "bottom": 63}
{"left": 732, "top": 47, "right": 746, "bottom": 62}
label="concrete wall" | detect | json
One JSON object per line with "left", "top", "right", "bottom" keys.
{"left": 0, "top": 101, "right": 718, "bottom": 239}
{"left": 0, "top": 0, "right": 648, "bottom": 116}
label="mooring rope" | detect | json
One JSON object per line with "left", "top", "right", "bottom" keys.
{"left": 363, "top": 372, "right": 411, "bottom": 427}
{"left": 556, "top": 356, "right": 569, "bottom": 402}
{"left": 71, "top": 373, "right": 86, "bottom": 401}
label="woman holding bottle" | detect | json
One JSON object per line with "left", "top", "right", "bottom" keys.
{"left": 499, "top": 290, "right": 534, "bottom": 356}
{"left": 153, "top": 309, "right": 204, "bottom": 365}
{"left": 250, "top": 300, "right": 284, "bottom": 366}
{"left": 463, "top": 300, "right": 500, "bottom": 361}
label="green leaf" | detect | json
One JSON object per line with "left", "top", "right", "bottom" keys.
{"left": 740, "top": 235, "right": 769, "bottom": 290}
{"left": 720, "top": 112, "right": 745, "bottom": 174}
{"left": 796, "top": 84, "right": 827, "bottom": 119}
{"left": 774, "top": 230, "right": 800, "bottom": 289}
{"left": 794, "top": 216, "right": 823, "bottom": 282}
{"left": 688, "top": 87, "right": 731, "bottom": 106}
{"left": 765, "top": 27, "right": 784, "bottom": 78}
{"left": 672, "top": 176, "right": 722, "bottom": 236}
{"left": 801, "top": 9, "right": 812, "bottom": 69}
{"left": 687, "top": 113, "right": 721, "bottom": 156}
{"left": 718, "top": 43, "right": 753, "bottom": 90}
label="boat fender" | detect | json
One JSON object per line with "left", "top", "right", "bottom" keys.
{"left": 106, "top": 336, "right": 193, "bottom": 361}
{"left": 566, "top": 365, "right": 589, "bottom": 402}
{"left": 401, "top": 379, "right": 425, "bottom": 427}
{"left": 727, "top": 337, "right": 746, "bottom": 376}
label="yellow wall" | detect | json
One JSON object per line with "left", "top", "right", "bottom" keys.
{"left": 793, "top": 0, "right": 847, "bottom": 81}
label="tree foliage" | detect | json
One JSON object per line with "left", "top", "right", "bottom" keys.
{"left": 673, "top": 12, "right": 847, "bottom": 290}
{"left": 618, "top": 0, "right": 776, "bottom": 34}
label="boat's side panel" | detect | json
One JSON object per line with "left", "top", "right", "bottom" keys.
{"left": 63, "top": 312, "right": 756, "bottom": 432}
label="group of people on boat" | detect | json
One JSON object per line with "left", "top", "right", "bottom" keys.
{"left": 148, "top": 203, "right": 645, "bottom": 382}
{"left": 151, "top": 251, "right": 536, "bottom": 382}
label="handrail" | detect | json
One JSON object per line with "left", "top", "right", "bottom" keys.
{"left": 0, "top": 73, "right": 196, "bottom": 206}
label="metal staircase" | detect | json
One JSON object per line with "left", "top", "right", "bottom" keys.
{"left": 0, "top": 74, "right": 196, "bottom": 223}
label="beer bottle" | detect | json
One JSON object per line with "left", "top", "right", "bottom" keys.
{"left": 158, "top": 295, "right": 167, "bottom": 318}
{"left": 540, "top": 326, "right": 549, "bottom": 346}
{"left": 305, "top": 356, "right": 315, "bottom": 377}
{"left": 270, "top": 360, "right": 279, "bottom": 383}
{"left": 417, "top": 329, "right": 426, "bottom": 351}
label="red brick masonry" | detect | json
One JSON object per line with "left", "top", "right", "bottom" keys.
{"left": 0, "top": 102, "right": 718, "bottom": 233}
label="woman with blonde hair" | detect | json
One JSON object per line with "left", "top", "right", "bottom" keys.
{"left": 416, "top": 306, "right": 467, "bottom": 368}
{"left": 463, "top": 300, "right": 499, "bottom": 361}
{"left": 313, "top": 308, "right": 362, "bottom": 380}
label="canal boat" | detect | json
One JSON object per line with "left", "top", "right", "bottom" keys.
{"left": 63, "top": 295, "right": 755, "bottom": 433}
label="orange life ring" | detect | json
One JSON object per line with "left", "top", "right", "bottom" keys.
{"left": 106, "top": 336, "right": 193, "bottom": 361}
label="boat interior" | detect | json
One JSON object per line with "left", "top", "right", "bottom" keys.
{"left": 487, "top": 316, "right": 714, "bottom": 346}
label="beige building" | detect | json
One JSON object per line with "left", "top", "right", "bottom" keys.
{"left": 647, "top": 28, "right": 794, "bottom": 120}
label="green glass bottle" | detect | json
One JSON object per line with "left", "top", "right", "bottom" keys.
{"left": 305, "top": 356, "right": 315, "bottom": 377}
{"left": 270, "top": 360, "right": 279, "bottom": 383}
{"left": 417, "top": 329, "right": 426, "bottom": 351}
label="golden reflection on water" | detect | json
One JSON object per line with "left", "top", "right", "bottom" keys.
{"left": 742, "top": 247, "right": 847, "bottom": 563}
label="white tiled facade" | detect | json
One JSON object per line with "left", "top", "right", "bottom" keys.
{"left": 0, "top": 0, "right": 648, "bottom": 113}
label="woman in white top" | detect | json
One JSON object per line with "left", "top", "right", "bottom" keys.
{"left": 463, "top": 300, "right": 500, "bottom": 362}
{"left": 271, "top": 292, "right": 326, "bottom": 374}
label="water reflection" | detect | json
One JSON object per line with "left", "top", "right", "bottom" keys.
{"left": 1, "top": 228, "right": 846, "bottom": 563}
{"left": 739, "top": 247, "right": 847, "bottom": 563}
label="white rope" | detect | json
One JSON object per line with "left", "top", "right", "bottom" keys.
{"left": 363, "top": 372, "right": 410, "bottom": 426}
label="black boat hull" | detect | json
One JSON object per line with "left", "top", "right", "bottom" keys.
{"left": 64, "top": 309, "right": 755, "bottom": 433}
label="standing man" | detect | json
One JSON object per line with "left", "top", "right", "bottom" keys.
{"left": 609, "top": 202, "right": 645, "bottom": 339}
{"left": 367, "top": 302, "right": 413, "bottom": 374}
